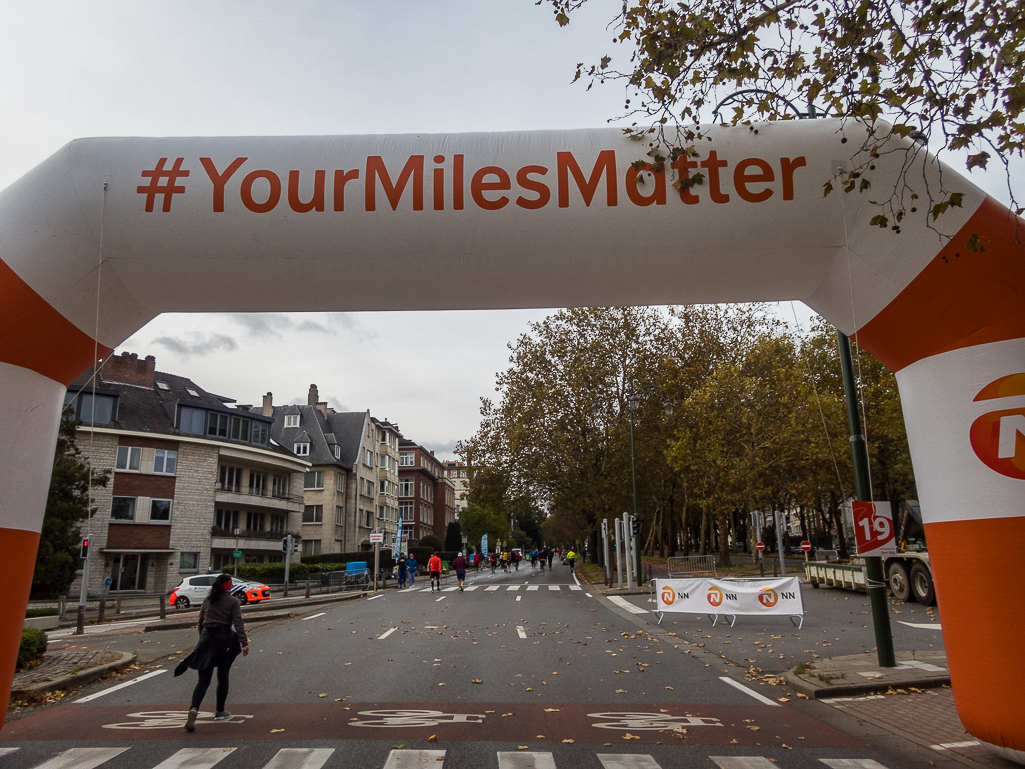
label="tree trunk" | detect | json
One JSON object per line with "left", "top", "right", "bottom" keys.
{"left": 717, "top": 510, "right": 733, "bottom": 567}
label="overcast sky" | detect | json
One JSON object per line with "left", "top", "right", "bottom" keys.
{"left": 2, "top": 2, "right": 1020, "bottom": 459}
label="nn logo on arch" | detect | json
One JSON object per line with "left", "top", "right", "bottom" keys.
{"left": 970, "top": 373, "right": 1025, "bottom": 480}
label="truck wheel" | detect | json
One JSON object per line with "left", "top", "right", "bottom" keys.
{"left": 888, "top": 562, "right": 912, "bottom": 602}
{"left": 910, "top": 564, "right": 936, "bottom": 606}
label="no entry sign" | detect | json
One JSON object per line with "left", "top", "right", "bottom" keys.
{"left": 801, "top": 541, "right": 812, "bottom": 552}
{"left": 756, "top": 542, "right": 765, "bottom": 552}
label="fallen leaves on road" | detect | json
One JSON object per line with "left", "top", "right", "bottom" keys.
{"left": 665, "top": 686, "right": 674, "bottom": 690}
{"left": 615, "top": 689, "right": 627, "bottom": 693}
{"left": 777, "top": 697, "right": 790, "bottom": 702}
{"left": 270, "top": 729, "right": 285, "bottom": 733}
{"left": 562, "top": 739, "right": 575, "bottom": 744}
{"left": 517, "top": 746, "right": 528, "bottom": 750}
{"left": 471, "top": 679, "right": 483, "bottom": 684}
{"left": 543, "top": 708, "right": 560, "bottom": 712}
{"left": 623, "top": 733, "right": 640, "bottom": 740}
{"left": 318, "top": 693, "right": 327, "bottom": 698}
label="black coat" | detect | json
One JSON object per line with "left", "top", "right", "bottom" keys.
{"left": 174, "top": 622, "right": 242, "bottom": 675}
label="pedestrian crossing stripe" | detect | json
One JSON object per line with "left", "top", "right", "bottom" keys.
{"left": 527, "top": 586, "right": 539, "bottom": 591}
{"left": 507, "top": 585, "right": 520, "bottom": 590}
{"left": 443, "top": 586, "right": 459, "bottom": 592}
{"left": 485, "top": 586, "right": 501, "bottom": 591}
{"left": 464, "top": 586, "right": 479, "bottom": 591}
{"left": 7, "top": 747, "right": 892, "bottom": 768}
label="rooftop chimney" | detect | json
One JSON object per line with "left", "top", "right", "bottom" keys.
{"left": 308, "top": 384, "right": 319, "bottom": 407}
{"left": 101, "top": 352, "right": 157, "bottom": 387}
{"left": 262, "top": 392, "right": 273, "bottom": 417}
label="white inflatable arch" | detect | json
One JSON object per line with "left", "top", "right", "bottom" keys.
{"left": 1, "top": 120, "right": 1022, "bottom": 758}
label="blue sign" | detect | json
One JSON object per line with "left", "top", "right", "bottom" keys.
{"left": 481, "top": 534, "right": 488, "bottom": 557}
{"left": 103, "top": 577, "right": 112, "bottom": 587}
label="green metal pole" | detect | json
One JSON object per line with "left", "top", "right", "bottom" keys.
{"left": 629, "top": 409, "right": 641, "bottom": 583}
{"left": 837, "top": 330, "right": 896, "bottom": 668}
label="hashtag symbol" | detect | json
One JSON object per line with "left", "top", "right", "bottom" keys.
{"left": 137, "top": 158, "right": 190, "bottom": 212}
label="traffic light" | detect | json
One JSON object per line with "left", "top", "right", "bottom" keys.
{"left": 291, "top": 538, "right": 299, "bottom": 554}
{"left": 282, "top": 537, "right": 289, "bottom": 552}
{"left": 630, "top": 517, "right": 639, "bottom": 536}
{"left": 80, "top": 538, "right": 90, "bottom": 558}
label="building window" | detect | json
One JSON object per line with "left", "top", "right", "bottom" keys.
{"left": 156, "top": 381, "right": 170, "bottom": 391}
{"left": 272, "top": 475, "right": 289, "bottom": 498}
{"left": 399, "top": 501, "right": 413, "bottom": 520}
{"left": 270, "top": 515, "right": 285, "bottom": 532}
{"left": 150, "top": 499, "right": 172, "bottom": 522}
{"left": 179, "top": 406, "right": 206, "bottom": 435}
{"left": 185, "top": 388, "right": 199, "bottom": 397}
{"left": 252, "top": 421, "right": 269, "bottom": 446}
{"left": 116, "top": 446, "right": 142, "bottom": 471}
{"left": 230, "top": 416, "right": 251, "bottom": 442}
{"left": 216, "top": 509, "right": 239, "bottom": 531}
{"left": 302, "top": 539, "right": 321, "bottom": 556}
{"left": 207, "top": 412, "right": 229, "bottom": 438}
{"left": 249, "top": 472, "right": 267, "bottom": 496}
{"left": 179, "top": 552, "right": 199, "bottom": 571}
{"left": 335, "top": 506, "right": 344, "bottom": 525}
{"left": 399, "top": 478, "right": 414, "bottom": 497}
{"left": 111, "top": 497, "right": 136, "bottom": 521}
{"left": 335, "top": 472, "right": 346, "bottom": 494}
{"left": 153, "top": 449, "right": 177, "bottom": 474}
{"left": 246, "top": 511, "right": 265, "bottom": 531}
{"left": 364, "top": 449, "right": 373, "bottom": 467}
{"left": 400, "top": 451, "right": 414, "bottom": 466}
{"left": 303, "top": 505, "right": 324, "bottom": 523}
{"left": 63, "top": 392, "right": 117, "bottom": 424}
{"left": 304, "top": 471, "right": 325, "bottom": 489}
{"left": 294, "top": 442, "right": 310, "bottom": 456}
{"left": 284, "top": 414, "right": 300, "bottom": 428}
{"left": 219, "top": 466, "right": 243, "bottom": 492}
{"left": 333, "top": 445, "right": 341, "bottom": 459}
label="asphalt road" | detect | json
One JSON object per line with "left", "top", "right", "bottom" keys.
{"left": 1, "top": 564, "right": 939, "bottom": 769}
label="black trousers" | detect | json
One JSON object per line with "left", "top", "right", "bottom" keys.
{"left": 191, "top": 662, "right": 231, "bottom": 711}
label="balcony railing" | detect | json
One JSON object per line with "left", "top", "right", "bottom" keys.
{"left": 215, "top": 482, "right": 302, "bottom": 504}
{"left": 211, "top": 526, "right": 300, "bottom": 541}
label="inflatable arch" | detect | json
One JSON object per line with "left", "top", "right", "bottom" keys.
{"left": 0, "top": 120, "right": 1022, "bottom": 758}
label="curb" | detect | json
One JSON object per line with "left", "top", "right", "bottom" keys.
{"left": 783, "top": 669, "right": 952, "bottom": 699}
{"left": 11, "top": 651, "right": 137, "bottom": 697}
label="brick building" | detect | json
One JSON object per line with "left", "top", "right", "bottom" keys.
{"left": 398, "top": 440, "right": 456, "bottom": 546}
{"left": 67, "top": 352, "right": 306, "bottom": 597}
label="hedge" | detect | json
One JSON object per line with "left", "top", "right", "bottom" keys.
{"left": 18, "top": 628, "right": 47, "bottom": 671}
{"left": 301, "top": 550, "right": 395, "bottom": 569}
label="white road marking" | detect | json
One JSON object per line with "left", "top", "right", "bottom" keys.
{"left": 569, "top": 585, "right": 582, "bottom": 591}
{"left": 710, "top": 758, "right": 777, "bottom": 769}
{"left": 597, "top": 755, "right": 663, "bottom": 769}
{"left": 301, "top": 613, "right": 325, "bottom": 621}
{"left": 262, "top": 748, "right": 335, "bottom": 769}
{"left": 586, "top": 593, "right": 593, "bottom": 598}
{"left": 516, "top": 596, "right": 521, "bottom": 602}
{"left": 930, "top": 741, "right": 981, "bottom": 751}
{"left": 443, "top": 586, "right": 459, "bottom": 592}
{"left": 498, "top": 752, "right": 557, "bottom": 769}
{"left": 464, "top": 586, "right": 479, "bottom": 591}
{"left": 152, "top": 747, "right": 237, "bottom": 769}
{"left": 548, "top": 585, "right": 560, "bottom": 591}
{"left": 485, "top": 586, "right": 501, "bottom": 592}
{"left": 608, "top": 596, "right": 648, "bottom": 615}
{"left": 378, "top": 627, "right": 397, "bottom": 640}
{"left": 74, "top": 669, "right": 167, "bottom": 703}
{"left": 527, "top": 586, "right": 539, "bottom": 591}
{"left": 420, "top": 588, "right": 433, "bottom": 593}
{"left": 0, "top": 748, "right": 18, "bottom": 757}
{"left": 507, "top": 585, "right": 520, "bottom": 591}
{"left": 384, "top": 749, "right": 446, "bottom": 769}
{"left": 573, "top": 573, "right": 581, "bottom": 587}
{"left": 898, "top": 621, "right": 942, "bottom": 630}
{"left": 30, "top": 747, "right": 129, "bottom": 769}
{"left": 367, "top": 594, "right": 384, "bottom": 601}
{"left": 516, "top": 626, "right": 528, "bottom": 639}
{"left": 719, "top": 676, "right": 781, "bottom": 707}
{"left": 435, "top": 596, "right": 446, "bottom": 602}
{"left": 820, "top": 760, "right": 891, "bottom": 768}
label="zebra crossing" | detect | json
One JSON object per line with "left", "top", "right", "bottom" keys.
{"left": 405, "top": 584, "right": 585, "bottom": 593}
{"left": 0, "top": 746, "right": 891, "bottom": 769}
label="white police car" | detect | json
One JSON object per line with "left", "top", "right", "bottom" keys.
{"left": 169, "top": 574, "right": 271, "bottom": 609}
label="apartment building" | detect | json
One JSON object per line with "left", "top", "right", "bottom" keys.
{"left": 372, "top": 417, "right": 403, "bottom": 549}
{"left": 442, "top": 460, "right": 470, "bottom": 515}
{"left": 264, "top": 385, "right": 381, "bottom": 554}
{"left": 398, "top": 440, "right": 456, "bottom": 545}
{"left": 67, "top": 352, "right": 306, "bottom": 596}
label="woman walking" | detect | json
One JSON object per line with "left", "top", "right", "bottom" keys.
{"left": 175, "top": 573, "right": 249, "bottom": 731}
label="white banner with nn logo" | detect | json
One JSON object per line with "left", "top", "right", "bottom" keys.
{"left": 655, "top": 577, "right": 804, "bottom": 618}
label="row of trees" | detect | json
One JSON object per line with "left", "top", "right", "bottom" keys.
{"left": 458, "top": 305, "right": 918, "bottom": 565}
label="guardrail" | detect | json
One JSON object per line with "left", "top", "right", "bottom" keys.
{"left": 667, "top": 555, "right": 718, "bottom": 578}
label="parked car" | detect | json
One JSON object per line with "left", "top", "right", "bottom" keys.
{"left": 169, "top": 574, "right": 271, "bottom": 609}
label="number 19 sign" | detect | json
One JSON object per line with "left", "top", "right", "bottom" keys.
{"left": 852, "top": 501, "right": 896, "bottom": 558}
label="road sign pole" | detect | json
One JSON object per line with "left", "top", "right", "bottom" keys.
{"left": 602, "top": 519, "right": 610, "bottom": 586}
{"left": 837, "top": 330, "right": 896, "bottom": 668}
{"left": 775, "top": 511, "right": 787, "bottom": 577}
{"left": 284, "top": 535, "right": 292, "bottom": 596}
{"left": 614, "top": 518, "right": 623, "bottom": 590}
{"left": 373, "top": 541, "right": 380, "bottom": 592}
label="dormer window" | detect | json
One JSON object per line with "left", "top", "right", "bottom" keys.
{"left": 333, "top": 445, "right": 341, "bottom": 459}
{"left": 294, "top": 442, "right": 310, "bottom": 456}
{"left": 285, "top": 414, "right": 300, "bottom": 428}
{"left": 156, "top": 381, "right": 170, "bottom": 391}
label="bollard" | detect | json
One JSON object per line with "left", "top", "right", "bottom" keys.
{"left": 759, "top": 559, "right": 765, "bottom": 577}
{"left": 283, "top": 580, "right": 289, "bottom": 598}
{"left": 773, "top": 561, "right": 778, "bottom": 578}
{"left": 76, "top": 605, "right": 85, "bottom": 635}
{"left": 115, "top": 596, "right": 122, "bottom": 615}
{"left": 158, "top": 594, "right": 166, "bottom": 619}
{"left": 58, "top": 595, "right": 66, "bottom": 622}
{"left": 305, "top": 579, "right": 311, "bottom": 599}
{"left": 97, "top": 599, "right": 106, "bottom": 625}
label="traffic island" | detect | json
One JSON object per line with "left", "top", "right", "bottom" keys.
{"left": 10, "top": 650, "right": 136, "bottom": 699}
{"left": 784, "top": 650, "right": 949, "bottom": 699}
